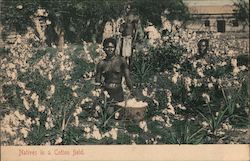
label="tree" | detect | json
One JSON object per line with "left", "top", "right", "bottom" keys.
{"left": 132, "top": 0, "right": 189, "bottom": 27}
{"left": 233, "top": 0, "right": 249, "bottom": 27}
{"left": 1, "top": 0, "right": 189, "bottom": 46}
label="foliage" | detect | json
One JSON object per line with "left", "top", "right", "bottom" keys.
{"left": 133, "top": 0, "right": 189, "bottom": 27}
{"left": 0, "top": 7, "right": 249, "bottom": 145}
{"left": 233, "top": 0, "right": 249, "bottom": 25}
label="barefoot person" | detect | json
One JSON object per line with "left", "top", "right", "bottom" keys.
{"left": 95, "top": 38, "right": 134, "bottom": 103}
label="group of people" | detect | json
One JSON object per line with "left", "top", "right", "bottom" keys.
{"left": 95, "top": 4, "right": 210, "bottom": 106}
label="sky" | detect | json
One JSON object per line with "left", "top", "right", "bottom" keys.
{"left": 183, "top": 0, "right": 247, "bottom": 6}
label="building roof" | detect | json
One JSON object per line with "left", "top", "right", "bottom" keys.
{"left": 189, "top": 5, "right": 235, "bottom": 15}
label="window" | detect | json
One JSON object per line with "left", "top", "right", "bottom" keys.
{"left": 232, "top": 20, "right": 239, "bottom": 27}
{"left": 204, "top": 20, "right": 210, "bottom": 27}
{"left": 217, "top": 20, "right": 225, "bottom": 33}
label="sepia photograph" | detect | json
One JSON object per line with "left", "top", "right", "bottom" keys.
{"left": 0, "top": 0, "right": 249, "bottom": 160}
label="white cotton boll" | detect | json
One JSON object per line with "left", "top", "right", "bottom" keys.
{"left": 75, "top": 107, "right": 82, "bottom": 115}
{"left": 103, "top": 91, "right": 110, "bottom": 98}
{"left": 166, "top": 103, "right": 175, "bottom": 115}
{"left": 142, "top": 88, "right": 148, "bottom": 97}
{"left": 177, "top": 104, "right": 186, "bottom": 110}
{"left": 139, "top": 121, "right": 148, "bottom": 132}
{"left": 115, "top": 112, "right": 120, "bottom": 119}
{"left": 109, "top": 128, "right": 118, "bottom": 140}
{"left": 74, "top": 116, "right": 79, "bottom": 127}
{"left": 55, "top": 137, "right": 63, "bottom": 145}
{"left": 17, "top": 81, "right": 26, "bottom": 89}
{"left": 22, "top": 97, "right": 30, "bottom": 110}
{"left": 202, "top": 121, "right": 209, "bottom": 128}
{"left": 20, "top": 128, "right": 29, "bottom": 138}
{"left": 31, "top": 93, "right": 38, "bottom": 101}
{"left": 231, "top": 58, "right": 237, "bottom": 67}
{"left": 197, "top": 68, "right": 205, "bottom": 77}
{"left": 48, "top": 72, "right": 52, "bottom": 80}
{"left": 202, "top": 93, "right": 210, "bottom": 103}
{"left": 16, "top": 5, "right": 23, "bottom": 9}
{"left": 84, "top": 127, "right": 91, "bottom": 133}
{"left": 46, "top": 20, "right": 51, "bottom": 25}
{"left": 232, "top": 67, "right": 240, "bottom": 76}
{"left": 92, "top": 129, "right": 102, "bottom": 140}
{"left": 208, "top": 83, "right": 214, "bottom": 89}
{"left": 14, "top": 111, "right": 25, "bottom": 121}
{"left": 152, "top": 115, "right": 165, "bottom": 122}
{"left": 239, "top": 65, "right": 247, "bottom": 71}
{"left": 171, "top": 75, "right": 178, "bottom": 84}
{"left": 38, "top": 105, "right": 46, "bottom": 112}
{"left": 72, "top": 92, "right": 78, "bottom": 97}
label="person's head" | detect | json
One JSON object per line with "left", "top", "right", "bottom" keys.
{"left": 198, "top": 39, "right": 209, "bottom": 55}
{"left": 126, "top": 4, "right": 131, "bottom": 13}
{"left": 103, "top": 38, "right": 116, "bottom": 58}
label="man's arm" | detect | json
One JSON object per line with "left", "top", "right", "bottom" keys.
{"left": 121, "top": 58, "right": 133, "bottom": 90}
{"left": 95, "top": 63, "right": 102, "bottom": 86}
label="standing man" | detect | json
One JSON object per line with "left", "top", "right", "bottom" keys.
{"left": 119, "top": 4, "right": 139, "bottom": 67}
{"left": 95, "top": 38, "right": 134, "bottom": 103}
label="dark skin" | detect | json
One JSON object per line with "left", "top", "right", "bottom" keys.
{"left": 95, "top": 42, "right": 133, "bottom": 101}
{"left": 120, "top": 5, "right": 139, "bottom": 40}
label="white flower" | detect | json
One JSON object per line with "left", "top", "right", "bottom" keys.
{"left": 17, "top": 81, "right": 25, "bottom": 89}
{"left": 232, "top": 67, "right": 240, "bottom": 76}
{"left": 109, "top": 128, "right": 118, "bottom": 140}
{"left": 20, "top": 128, "right": 29, "bottom": 138}
{"left": 22, "top": 97, "right": 30, "bottom": 110}
{"left": 231, "top": 58, "right": 237, "bottom": 67}
{"left": 152, "top": 115, "right": 165, "bottom": 122}
{"left": 84, "top": 127, "right": 91, "bottom": 133}
{"left": 171, "top": 71, "right": 179, "bottom": 84}
{"left": 208, "top": 83, "right": 214, "bottom": 89}
{"left": 202, "top": 121, "right": 209, "bottom": 128}
{"left": 222, "top": 123, "right": 232, "bottom": 130}
{"left": 115, "top": 112, "right": 120, "bottom": 119}
{"left": 46, "top": 20, "right": 51, "bottom": 25}
{"left": 139, "top": 121, "right": 148, "bottom": 132}
{"left": 197, "top": 68, "right": 205, "bottom": 77}
{"left": 16, "top": 5, "right": 23, "bottom": 9}
{"left": 14, "top": 111, "right": 25, "bottom": 121}
{"left": 55, "top": 137, "right": 63, "bottom": 145}
{"left": 92, "top": 128, "right": 102, "bottom": 140}
{"left": 202, "top": 93, "right": 210, "bottom": 103}
{"left": 81, "top": 97, "right": 93, "bottom": 104}
{"left": 72, "top": 92, "right": 78, "bottom": 97}
{"left": 184, "top": 77, "right": 192, "bottom": 91}
{"left": 103, "top": 91, "right": 110, "bottom": 98}
{"left": 177, "top": 104, "right": 186, "bottom": 110}
{"left": 35, "top": 117, "right": 40, "bottom": 126}
{"left": 95, "top": 105, "right": 101, "bottom": 113}
{"left": 31, "top": 93, "right": 38, "bottom": 101}
{"left": 167, "top": 103, "right": 175, "bottom": 115}
{"left": 74, "top": 116, "right": 79, "bottom": 127}
{"left": 75, "top": 107, "right": 82, "bottom": 115}
{"left": 38, "top": 105, "right": 46, "bottom": 112}
{"left": 142, "top": 88, "right": 148, "bottom": 97}
{"left": 193, "top": 78, "right": 198, "bottom": 87}
{"left": 24, "top": 90, "right": 31, "bottom": 95}
{"left": 239, "top": 65, "right": 247, "bottom": 71}
{"left": 48, "top": 72, "right": 52, "bottom": 80}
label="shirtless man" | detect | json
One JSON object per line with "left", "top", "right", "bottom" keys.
{"left": 119, "top": 4, "right": 139, "bottom": 66}
{"left": 95, "top": 38, "right": 133, "bottom": 102}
